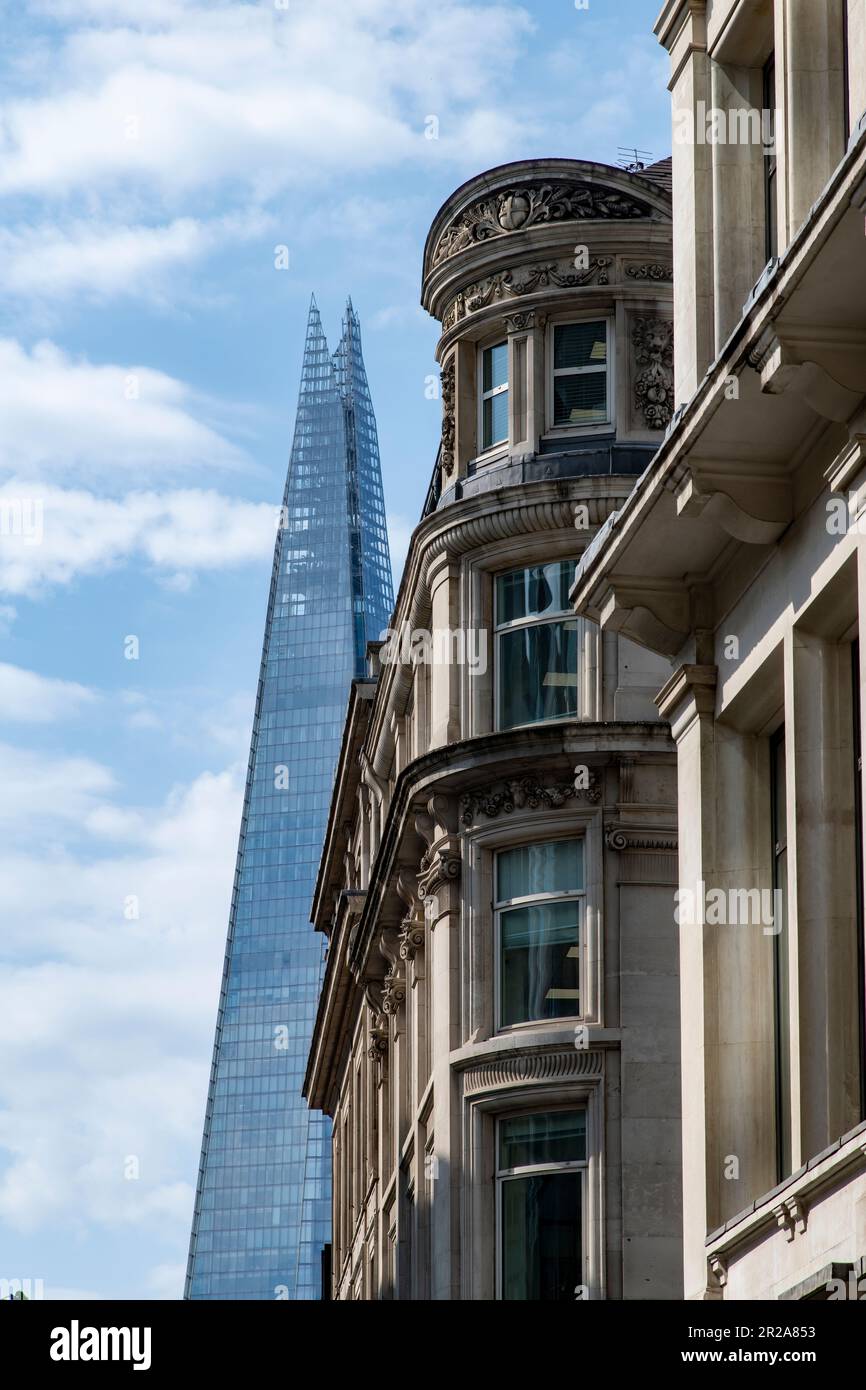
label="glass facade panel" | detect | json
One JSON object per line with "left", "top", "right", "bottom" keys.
{"left": 497, "top": 622, "right": 578, "bottom": 728}
{"left": 497, "top": 839, "right": 584, "bottom": 902}
{"left": 500, "top": 902, "right": 580, "bottom": 1024}
{"left": 499, "top": 1110, "right": 587, "bottom": 1168}
{"left": 499, "top": 1111, "right": 586, "bottom": 1301}
{"left": 481, "top": 341, "right": 508, "bottom": 450}
{"left": 501, "top": 1174, "right": 582, "bottom": 1301}
{"left": 483, "top": 342, "right": 509, "bottom": 392}
{"left": 552, "top": 321, "right": 609, "bottom": 428}
{"left": 496, "top": 562, "right": 579, "bottom": 730}
{"left": 496, "top": 840, "right": 584, "bottom": 1027}
{"left": 496, "top": 561, "right": 573, "bottom": 626}
{"left": 186, "top": 297, "right": 393, "bottom": 1300}
{"left": 553, "top": 372, "right": 607, "bottom": 427}
{"left": 554, "top": 322, "right": 607, "bottom": 370}
{"left": 483, "top": 391, "right": 509, "bottom": 450}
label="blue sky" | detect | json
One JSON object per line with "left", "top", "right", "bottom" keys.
{"left": 0, "top": 0, "right": 670, "bottom": 1300}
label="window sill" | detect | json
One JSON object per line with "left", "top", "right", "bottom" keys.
{"left": 473, "top": 445, "right": 509, "bottom": 468}
{"left": 450, "top": 1025, "right": 620, "bottom": 1070}
{"left": 542, "top": 425, "right": 615, "bottom": 441}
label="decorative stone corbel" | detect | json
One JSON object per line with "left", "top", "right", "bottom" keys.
{"left": 395, "top": 867, "right": 426, "bottom": 963}
{"left": 772, "top": 1196, "right": 808, "bottom": 1242}
{"left": 363, "top": 981, "right": 389, "bottom": 1063}
{"left": 378, "top": 926, "right": 405, "bottom": 1016}
{"left": 756, "top": 336, "right": 863, "bottom": 422}
{"left": 672, "top": 460, "right": 792, "bottom": 545}
{"left": 415, "top": 793, "right": 462, "bottom": 910}
{"left": 417, "top": 843, "right": 461, "bottom": 900}
{"left": 785, "top": 1196, "right": 808, "bottom": 1237}
{"left": 708, "top": 1253, "right": 728, "bottom": 1290}
{"left": 596, "top": 578, "right": 690, "bottom": 656}
{"left": 822, "top": 436, "right": 866, "bottom": 503}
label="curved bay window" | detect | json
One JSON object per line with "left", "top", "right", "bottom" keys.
{"left": 496, "top": 839, "right": 584, "bottom": 1027}
{"left": 495, "top": 561, "right": 579, "bottom": 730}
{"left": 498, "top": 1110, "right": 586, "bottom": 1301}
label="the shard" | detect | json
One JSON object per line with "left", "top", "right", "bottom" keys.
{"left": 186, "top": 298, "right": 393, "bottom": 1299}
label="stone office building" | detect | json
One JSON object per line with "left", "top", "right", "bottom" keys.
{"left": 573, "top": 0, "right": 866, "bottom": 1300}
{"left": 304, "top": 157, "right": 685, "bottom": 1299}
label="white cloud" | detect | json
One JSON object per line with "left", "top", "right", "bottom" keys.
{"left": 0, "top": 480, "right": 275, "bottom": 597}
{"left": 0, "top": 761, "right": 242, "bottom": 1258}
{"left": 0, "top": 662, "right": 98, "bottom": 722}
{"left": 0, "top": 211, "right": 273, "bottom": 303}
{"left": 0, "top": 2, "right": 533, "bottom": 200}
{"left": 0, "top": 743, "right": 115, "bottom": 830}
{"left": 0, "top": 339, "right": 248, "bottom": 482}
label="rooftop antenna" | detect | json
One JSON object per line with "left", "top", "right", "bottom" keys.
{"left": 617, "top": 146, "right": 654, "bottom": 172}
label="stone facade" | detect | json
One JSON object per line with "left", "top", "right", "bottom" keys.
{"left": 304, "top": 159, "right": 685, "bottom": 1299}
{"left": 574, "top": 1, "right": 866, "bottom": 1301}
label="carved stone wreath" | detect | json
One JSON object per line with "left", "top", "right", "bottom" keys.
{"left": 432, "top": 182, "right": 652, "bottom": 265}
{"left": 460, "top": 774, "right": 600, "bottom": 827}
{"left": 626, "top": 262, "right": 673, "bottom": 282}
{"left": 632, "top": 317, "right": 674, "bottom": 429}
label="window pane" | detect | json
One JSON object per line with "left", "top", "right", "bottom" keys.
{"left": 483, "top": 342, "right": 508, "bottom": 392}
{"left": 500, "top": 901, "right": 580, "bottom": 1024}
{"left": 497, "top": 840, "right": 583, "bottom": 901}
{"left": 496, "top": 562, "right": 574, "bottom": 626}
{"left": 483, "top": 390, "right": 508, "bottom": 449}
{"left": 499, "top": 1111, "right": 587, "bottom": 1168}
{"left": 554, "top": 321, "right": 606, "bottom": 371}
{"left": 498, "top": 620, "right": 578, "bottom": 729}
{"left": 502, "top": 1172, "right": 582, "bottom": 1300}
{"left": 553, "top": 371, "right": 607, "bottom": 427}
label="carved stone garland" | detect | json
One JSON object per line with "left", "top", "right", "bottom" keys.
{"left": 432, "top": 181, "right": 652, "bottom": 265}
{"left": 633, "top": 317, "right": 674, "bottom": 429}
{"left": 440, "top": 356, "right": 455, "bottom": 477}
{"left": 442, "top": 257, "right": 610, "bottom": 332}
{"left": 460, "top": 773, "right": 601, "bottom": 827}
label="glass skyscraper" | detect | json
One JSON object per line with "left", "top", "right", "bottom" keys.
{"left": 186, "top": 297, "right": 393, "bottom": 1299}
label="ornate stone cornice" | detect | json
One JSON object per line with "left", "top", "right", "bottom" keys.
{"left": 460, "top": 773, "right": 601, "bottom": 827}
{"left": 432, "top": 181, "right": 653, "bottom": 266}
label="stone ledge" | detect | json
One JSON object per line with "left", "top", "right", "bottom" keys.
{"left": 705, "top": 1121, "right": 866, "bottom": 1259}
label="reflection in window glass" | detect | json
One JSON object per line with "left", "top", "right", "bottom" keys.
{"left": 498, "top": 1111, "right": 586, "bottom": 1301}
{"left": 495, "top": 562, "right": 578, "bottom": 730}
{"left": 481, "top": 342, "right": 509, "bottom": 450}
{"left": 496, "top": 839, "right": 584, "bottom": 1027}
{"left": 552, "top": 321, "right": 609, "bottom": 427}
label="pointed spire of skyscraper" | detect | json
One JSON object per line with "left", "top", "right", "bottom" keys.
{"left": 186, "top": 296, "right": 393, "bottom": 1300}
